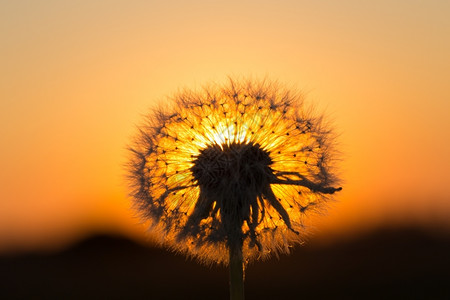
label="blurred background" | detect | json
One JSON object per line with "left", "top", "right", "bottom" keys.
{"left": 1, "top": 0, "right": 449, "bottom": 299}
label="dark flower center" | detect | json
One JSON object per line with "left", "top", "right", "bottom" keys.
{"left": 191, "top": 142, "right": 273, "bottom": 193}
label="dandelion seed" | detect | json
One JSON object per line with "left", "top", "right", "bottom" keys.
{"left": 127, "top": 77, "right": 342, "bottom": 299}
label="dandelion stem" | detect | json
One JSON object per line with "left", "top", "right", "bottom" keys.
{"left": 229, "top": 241, "right": 244, "bottom": 300}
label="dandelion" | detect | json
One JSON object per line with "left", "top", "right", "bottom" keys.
{"left": 127, "top": 78, "right": 342, "bottom": 299}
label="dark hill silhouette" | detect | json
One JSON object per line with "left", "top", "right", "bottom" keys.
{"left": 1, "top": 227, "right": 449, "bottom": 299}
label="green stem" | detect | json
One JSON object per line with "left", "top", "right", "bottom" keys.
{"left": 229, "top": 242, "right": 245, "bottom": 300}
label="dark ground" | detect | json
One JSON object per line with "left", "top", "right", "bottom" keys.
{"left": 1, "top": 227, "right": 449, "bottom": 299}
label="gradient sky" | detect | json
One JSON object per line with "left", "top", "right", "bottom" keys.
{"left": 1, "top": 0, "right": 450, "bottom": 253}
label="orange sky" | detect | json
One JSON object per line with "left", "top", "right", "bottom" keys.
{"left": 1, "top": 0, "right": 450, "bottom": 253}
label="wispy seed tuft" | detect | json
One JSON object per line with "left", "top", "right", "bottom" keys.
{"left": 127, "top": 78, "right": 342, "bottom": 265}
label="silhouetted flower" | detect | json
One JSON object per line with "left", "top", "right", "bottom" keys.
{"left": 127, "top": 78, "right": 341, "bottom": 265}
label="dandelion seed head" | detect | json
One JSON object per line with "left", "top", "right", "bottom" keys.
{"left": 127, "top": 78, "right": 341, "bottom": 264}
